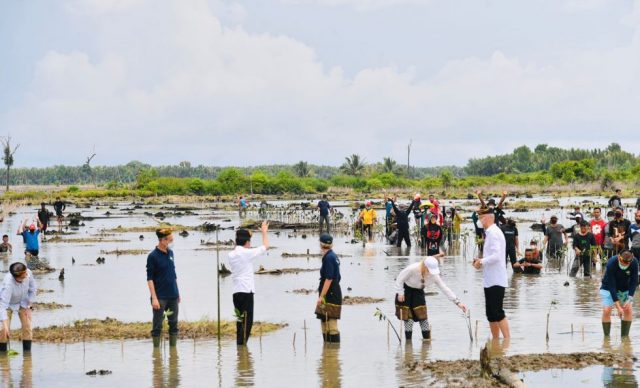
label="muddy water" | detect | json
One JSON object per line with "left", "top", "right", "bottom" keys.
{"left": 0, "top": 196, "right": 639, "bottom": 387}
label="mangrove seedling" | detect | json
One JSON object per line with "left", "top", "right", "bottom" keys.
{"left": 373, "top": 307, "right": 401, "bottom": 344}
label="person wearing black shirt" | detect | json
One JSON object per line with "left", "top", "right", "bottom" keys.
{"left": 37, "top": 203, "right": 50, "bottom": 241}
{"left": 609, "top": 207, "right": 631, "bottom": 255}
{"left": 53, "top": 198, "right": 66, "bottom": 232}
{"left": 500, "top": 218, "right": 520, "bottom": 268}
{"left": 422, "top": 213, "right": 443, "bottom": 255}
{"left": 317, "top": 195, "right": 331, "bottom": 234}
{"left": 391, "top": 198, "right": 416, "bottom": 248}
{"left": 608, "top": 189, "right": 622, "bottom": 210}
{"left": 512, "top": 249, "right": 543, "bottom": 274}
{"left": 476, "top": 190, "right": 507, "bottom": 226}
{"left": 571, "top": 221, "right": 597, "bottom": 277}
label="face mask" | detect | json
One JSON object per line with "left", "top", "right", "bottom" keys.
{"left": 608, "top": 217, "right": 614, "bottom": 222}
{"left": 636, "top": 219, "right": 640, "bottom": 223}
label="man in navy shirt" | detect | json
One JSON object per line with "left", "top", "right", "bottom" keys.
{"left": 600, "top": 250, "right": 638, "bottom": 337}
{"left": 146, "top": 228, "right": 180, "bottom": 348}
{"left": 318, "top": 194, "right": 331, "bottom": 234}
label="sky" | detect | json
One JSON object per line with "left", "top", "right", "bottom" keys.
{"left": 0, "top": 0, "right": 639, "bottom": 168}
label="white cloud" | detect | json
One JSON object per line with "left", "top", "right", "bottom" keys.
{"left": 3, "top": 0, "right": 640, "bottom": 167}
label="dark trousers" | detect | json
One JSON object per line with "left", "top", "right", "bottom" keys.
{"left": 570, "top": 255, "right": 591, "bottom": 277}
{"left": 506, "top": 246, "right": 517, "bottom": 266}
{"left": 319, "top": 215, "right": 330, "bottom": 233}
{"left": 151, "top": 298, "right": 179, "bottom": 337}
{"left": 396, "top": 227, "right": 411, "bottom": 247}
{"left": 233, "top": 292, "right": 254, "bottom": 345}
{"left": 363, "top": 224, "right": 373, "bottom": 239}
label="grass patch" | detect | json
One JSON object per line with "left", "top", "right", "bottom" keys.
{"left": 22, "top": 317, "right": 286, "bottom": 343}
{"left": 33, "top": 302, "right": 71, "bottom": 310}
{"left": 47, "top": 236, "right": 130, "bottom": 244}
{"left": 100, "top": 249, "right": 149, "bottom": 255}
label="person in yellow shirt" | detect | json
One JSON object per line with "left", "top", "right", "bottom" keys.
{"left": 359, "top": 201, "right": 377, "bottom": 240}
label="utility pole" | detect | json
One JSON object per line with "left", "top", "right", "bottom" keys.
{"left": 407, "top": 139, "right": 412, "bottom": 178}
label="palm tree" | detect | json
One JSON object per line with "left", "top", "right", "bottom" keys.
{"left": 381, "top": 157, "right": 397, "bottom": 174}
{"left": 293, "top": 161, "right": 311, "bottom": 177}
{"left": 340, "top": 154, "right": 366, "bottom": 176}
{"left": 1, "top": 136, "right": 19, "bottom": 192}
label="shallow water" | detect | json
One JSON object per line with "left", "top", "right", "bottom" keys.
{"left": 1, "top": 195, "right": 639, "bottom": 387}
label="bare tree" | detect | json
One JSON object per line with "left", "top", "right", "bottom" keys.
{"left": 1, "top": 136, "right": 19, "bottom": 192}
{"left": 83, "top": 146, "right": 97, "bottom": 187}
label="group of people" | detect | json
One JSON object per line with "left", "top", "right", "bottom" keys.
{"left": 0, "top": 199, "right": 68, "bottom": 353}
{"left": 4, "top": 190, "right": 639, "bottom": 355}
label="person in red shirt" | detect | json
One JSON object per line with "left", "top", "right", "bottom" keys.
{"left": 590, "top": 207, "right": 607, "bottom": 247}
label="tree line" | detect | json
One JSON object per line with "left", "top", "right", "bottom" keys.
{"left": 1, "top": 143, "right": 638, "bottom": 193}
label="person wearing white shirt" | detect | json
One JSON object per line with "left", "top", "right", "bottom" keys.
{"left": 395, "top": 256, "right": 467, "bottom": 341}
{"left": 0, "top": 262, "right": 36, "bottom": 353}
{"left": 473, "top": 207, "right": 510, "bottom": 339}
{"left": 228, "top": 221, "right": 269, "bottom": 346}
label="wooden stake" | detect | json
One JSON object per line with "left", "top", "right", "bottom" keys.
{"left": 293, "top": 332, "right": 296, "bottom": 349}
{"left": 546, "top": 313, "right": 550, "bottom": 342}
{"left": 475, "top": 320, "right": 479, "bottom": 340}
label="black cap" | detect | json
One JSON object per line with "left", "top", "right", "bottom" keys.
{"left": 320, "top": 233, "right": 333, "bottom": 244}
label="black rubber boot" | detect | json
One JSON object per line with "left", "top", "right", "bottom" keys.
{"left": 322, "top": 333, "right": 327, "bottom": 343}
{"left": 0, "top": 342, "right": 7, "bottom": 352}
{"left": 152, "top": 336, "right": 161, "bottom": 348}
{"left": 422, "top": 330, "right": 431, "bottom": 340}
{"left": 22, "top": 340, "right": 32, "bottom": 352}
{"left": 327, "top": 333, "right": 340, "bottom": 343}
{"left": 405, "top": 331, "right": 412, "bottom": 341}
{"left": 169, "top": 334, "right": 178, "bottom": 347}
{"left": 602, "top": 322, "right": 611, "bottom": 336}
{"left": 621, "top": 320, "right": 632, "bottom": 337}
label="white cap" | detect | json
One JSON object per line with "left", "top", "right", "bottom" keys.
{"left": 424, "top": 256, "right": 440, "bottom": 275}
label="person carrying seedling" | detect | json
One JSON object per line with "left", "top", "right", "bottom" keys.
{"left": 0, "top": 262, "right": 36, "bottom": 353}
{"left": 395, "top": 256, "right": 466, "bottom": 342}
{"left": 315, "top": 233, "right": 342, "bottom": 343}
{"left": 600, "top": 250, "right": 638, "bottom": 337}
{"left": 571, "top": 220, "right": 597, "bottom": 277}
{"left": 147, "top": 228, "right": 180, "bottom": 348}
{"left": 228, "top": 221, "right": 270, "bottom": 346}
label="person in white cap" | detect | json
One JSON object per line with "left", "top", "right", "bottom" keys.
{"left": 394, "top": 257, "right": 467, "bottom": 342}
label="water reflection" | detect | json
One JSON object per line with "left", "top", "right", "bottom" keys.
{"left": 0, "top": 354, "right": 33, "bottom": 388}
{"left": 601, "top": 338, "right": 637, "bottom": 387}
{"left": 235, "top": 346, "right": 255, "bottom": 387}
{"left": 318, "top": 345, "right": 341, "bottom": 388}
{"left": 488, "top": 337, "right": 510, "bottom": 358}
{"left": 152, "top": 347, "right": 180, "bottom": 388}
{"left": 396, "top": 342, "right": 431, "bottom": 387}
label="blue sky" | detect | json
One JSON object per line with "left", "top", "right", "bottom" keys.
{"left": 1, "top": 0, "right": 639, "bottom": 167}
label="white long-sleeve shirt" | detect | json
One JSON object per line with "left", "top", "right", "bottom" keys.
{"left": 480, "top": 223, "right": 508, "bottom": 288}
{"left": 228, "top": 245, "right": 267, "bottom": 293}
{"left": 0, "top": 270, "right": 37, "bottom": 321}
{"left": 394, "top": 261, "right": 459, "bottom": 303}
